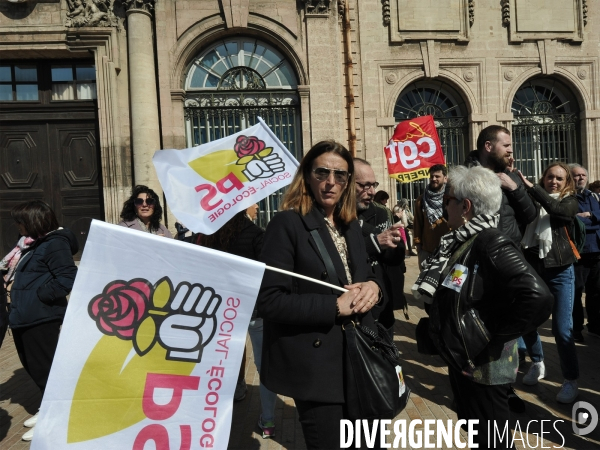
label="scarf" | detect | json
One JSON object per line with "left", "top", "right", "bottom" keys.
{"left": 412, "top": 214, "right": 500, "bottom": 303}
{"left": 521, "top": 193, "right": 559, "bottom": 259}
{"left": 136, "top": 218, "right": 162, "bottom": 235}
{"left": 0, "top": 236, "right": 35, "bottom": 286}
{"left": 422, "top": 186, "right": 445, "bottom": 227}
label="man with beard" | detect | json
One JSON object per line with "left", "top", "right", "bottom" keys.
{"left": 465, "top": 125, "right": 538, "bottom": 245}
{"left": 569, "top": 164, "right": 600, "bottom": 341}
{"left": 413, "top": 164, "right": 449, "bottom": 268}
{"left": 354, "top": 158, "right": 406, "bottom": 335}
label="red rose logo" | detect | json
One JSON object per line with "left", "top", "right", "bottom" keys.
{"left": 88, "top": 279, "right": 151, "bottom": 339}
{"left": 234, "top": 135, "right": 266, "bottom": 158}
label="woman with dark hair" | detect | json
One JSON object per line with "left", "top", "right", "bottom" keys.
{"left": 2, "top": 200, "right": 78, "bottom": 441}
{"left": 258, "top": 140, "right": 381, "bottom": 449}
{"left": 373, "top": 190, "right": 389, "bottom": 206}
{"left": 200, "top": 204, "right": 277, "bottom": 438}
{"left": 518, "top": 162, "right": 580, "bottom": 403}
{"left": 118, "top": 185, "right": 172, "bottom": 238}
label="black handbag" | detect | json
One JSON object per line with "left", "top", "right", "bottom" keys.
{"left": 310, "top": 229, "right": 411, "bottom": 420}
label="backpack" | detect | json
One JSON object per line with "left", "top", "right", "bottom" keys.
{"left": 569, "top": 216, "right": 586, "bottom": 253}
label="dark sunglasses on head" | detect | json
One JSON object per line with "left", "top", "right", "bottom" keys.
{"left": 312, "top": 167, "right": 349, "bottom": 184}
{"left": 356, "top": 181, "right": 379, "bottom": 191}
{"left": 134, "top": 197, "right": 156, "bottom": 207}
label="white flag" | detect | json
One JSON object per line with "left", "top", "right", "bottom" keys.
{"left": 31, "top": 221, "right": 265, "bottom": 450}
{"left": 153, "top": 118, "right": 299, "bottom": 235}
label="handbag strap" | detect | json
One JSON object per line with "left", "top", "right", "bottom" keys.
{"left": 564, "top": 226, "right": 581, "bottom": 260}
{"left": 310, "top": 229, "right": 341, "bottom": 289}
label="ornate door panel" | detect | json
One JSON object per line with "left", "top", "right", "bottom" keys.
{"left": 0, "top": 124, "right": 52, "bottom": 252}
{"left": 0, "top": 121, "right": 103, "bottom": 259}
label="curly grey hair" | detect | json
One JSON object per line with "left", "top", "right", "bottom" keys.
{"left": 449, "top": 166, "right": 502, "bottom": 216}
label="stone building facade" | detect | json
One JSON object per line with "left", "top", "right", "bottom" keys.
{"left": 0, "top": 0, "right": 598, "bottom": 253}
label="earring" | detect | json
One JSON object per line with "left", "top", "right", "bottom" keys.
{"left": 461, "top": 215, "right": 467, "bottom": 224}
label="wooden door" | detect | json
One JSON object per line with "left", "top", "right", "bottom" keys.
{"left": 0, "top": 120, "right": 103, "bottom": 259}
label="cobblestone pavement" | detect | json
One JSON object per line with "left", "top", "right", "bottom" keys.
{"left": 2, "top": 256, "right": 600, "bottom": 449}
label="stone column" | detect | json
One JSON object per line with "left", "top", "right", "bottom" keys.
{"left": 123, "top": 0, "right": 161, "bottom": 193}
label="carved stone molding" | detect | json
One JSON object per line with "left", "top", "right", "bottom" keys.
{"left": 463, "top": 70, "right": 474, "bottom": 82}
{"left": 505, "top": 0, "right": 584, "bottom": 43}
{"left": 66, "top": 0, "right": 118, "bottom": 27}
{"left": 389, "top": 0, "right": 472, "bottom": 43}
{"left": 302, "top": 0, "right": 331, "bottom": 16}
{"left": 468, "top": 0, "right": 474, "bottom": 27}
{"left": 122, "top": 0, "right": 154, "bottom": 13}
{"left": 382, "top": 0, "right": 390, "bottom": 26}
{"left": 504, "top": 69, "right": 516, "bottom": 81}
{"left": 385, "top": 72, "right": 398, "bottom": 84}
{"left": 502, "top": 0, "right": 510, "bottom": 26}
{"left": 577, "top": 67, "right": 588, "bottom": 80}
{"left": 583, "top": 0, "right": 588, "bottom": 26}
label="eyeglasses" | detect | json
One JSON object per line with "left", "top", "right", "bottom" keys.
{"left": 312, "top": 167, "right": 349, "bottom": 184}
{"left": 443, "top": 195, "right": 460, "bottom": 206}
{"left": 134, "top": 197, "right": 156, "bottom": 207}
{"left": 356, "top": 181, "right": 379, "bottom": 191}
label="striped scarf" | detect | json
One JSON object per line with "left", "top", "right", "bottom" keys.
{"left": 0, "top": 236, "right": 35, "bottom": 287}
{"left": 412, "top": 214, "right": 499, "bottom": 302}
{"left": 422, "top": 186, "right": 445, "bottom": 227}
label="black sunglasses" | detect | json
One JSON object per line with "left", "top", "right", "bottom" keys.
{"left": 134, "top": 197, "right": 156, "bottom": 207}
{"left": 312, "top": 167, "right": 349, "bottom": 184}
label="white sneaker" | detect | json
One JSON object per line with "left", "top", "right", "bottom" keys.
{"left": 556, "top": 379, "right": 578, "bottom": 403}
{"left": 22, "top": 426, "right": 35, "bottom": 441}
{"left": 522, "top": 361, "right": 545, "bottom": 385}
{"left": 24, "top": 411, "right": 39, "bottom": 428}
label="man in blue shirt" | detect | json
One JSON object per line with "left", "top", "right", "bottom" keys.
{"left": 570, "top": 164, "right": 600, "bottom": 341}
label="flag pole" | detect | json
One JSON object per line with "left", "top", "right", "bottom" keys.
{"left": 265, "top": 266, "right": 348, "bottom": 293}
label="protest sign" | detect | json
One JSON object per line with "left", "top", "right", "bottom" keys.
{"left": 31, "top": 221, "right": 265, "bottom": 450}
{"left": 384, "top": 115, "right": 446, "bottom": 183}
{"left": 153, "top": 118, "right": 299, "bottom": 235}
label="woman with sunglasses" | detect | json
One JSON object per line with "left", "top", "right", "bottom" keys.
{"left": 118, "top": 185, "right": 172, "bottom": 238}
{"left": 258, "top": 141, "right": 381, "bottom": 449}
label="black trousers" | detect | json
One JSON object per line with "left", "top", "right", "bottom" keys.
{"left": 448, "top": 368, "right": 515, "bottom": 449}
{"left": 573, "top": 254, "right": 600, "bottom": 333}
{"left": 294, "top": 399, "right": 383, "bottom": 450}
{"left": 12, "top": 320, "right": 62, "bottom": 395}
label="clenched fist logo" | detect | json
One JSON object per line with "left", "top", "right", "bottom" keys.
{"left": 157, "top": 282, "right": 221, "bottom": 362}
{"left": 242, "top": 153, "right": 285, "bottom": 181}
{"left": 88, "top": 277, "right": 223, "bottom": 363}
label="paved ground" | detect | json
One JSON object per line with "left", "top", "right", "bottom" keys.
{"left": 2, "top": 256, "right": 600, "bottom": 449}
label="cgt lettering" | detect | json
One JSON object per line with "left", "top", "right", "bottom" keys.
{"left": 195, "top": 173, "right": 244, "bottom": 211}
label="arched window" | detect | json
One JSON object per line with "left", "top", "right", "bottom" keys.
{"left": 393, "top": 80, "right": 469, "bottom": 206}
{"left": 511, "top": 78, "right": 581, "bottom": 180}
{"left": 183, "top": 38, "right": 301, "bottom": 226}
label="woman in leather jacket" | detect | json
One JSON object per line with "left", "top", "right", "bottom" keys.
{"left": 518, "top": 162, "right": 580, "bottom": 403}
{"left": 413, "top": 166, "right": 552, "bottom": 449}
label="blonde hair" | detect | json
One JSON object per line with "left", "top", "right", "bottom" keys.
{"left": 539, "top": 162, "right": 575, "bottom": 198}
{"left": 282, "top": 140, "right": 357, "bottom": 224}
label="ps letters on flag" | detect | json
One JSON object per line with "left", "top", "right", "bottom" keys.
{"left": 153, "top": 117, "right": 299, "bottom": 235}
{"left": 31, "top": 221, "right": 265, "bottom": 450}
{"left": 384, "top": 115, "right": 446, "bottom": 183}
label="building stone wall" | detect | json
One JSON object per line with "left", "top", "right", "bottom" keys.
{"left": 0, "top": 0, "right": 598, "bottom": 228}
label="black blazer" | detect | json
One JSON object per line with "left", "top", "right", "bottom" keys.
{"left": 258, "top": 206, "right": 378, "bottom": 403}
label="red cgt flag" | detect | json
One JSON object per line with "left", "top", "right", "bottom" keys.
{"left": 384, "top": 115, "right": 446, "bottom": 183}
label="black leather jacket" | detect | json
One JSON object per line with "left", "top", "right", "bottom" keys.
{"left": 465, "top": 151, "right": 538, "bottom": 245}
{"left": 525, "top": 185, "right": 579, "bottom": 269}
{"left": 429, "top": 228, "right": 553, "bottom": 373}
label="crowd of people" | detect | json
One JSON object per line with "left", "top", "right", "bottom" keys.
{"left": 1, "top": 125, "right": 599, "bottom": 448}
